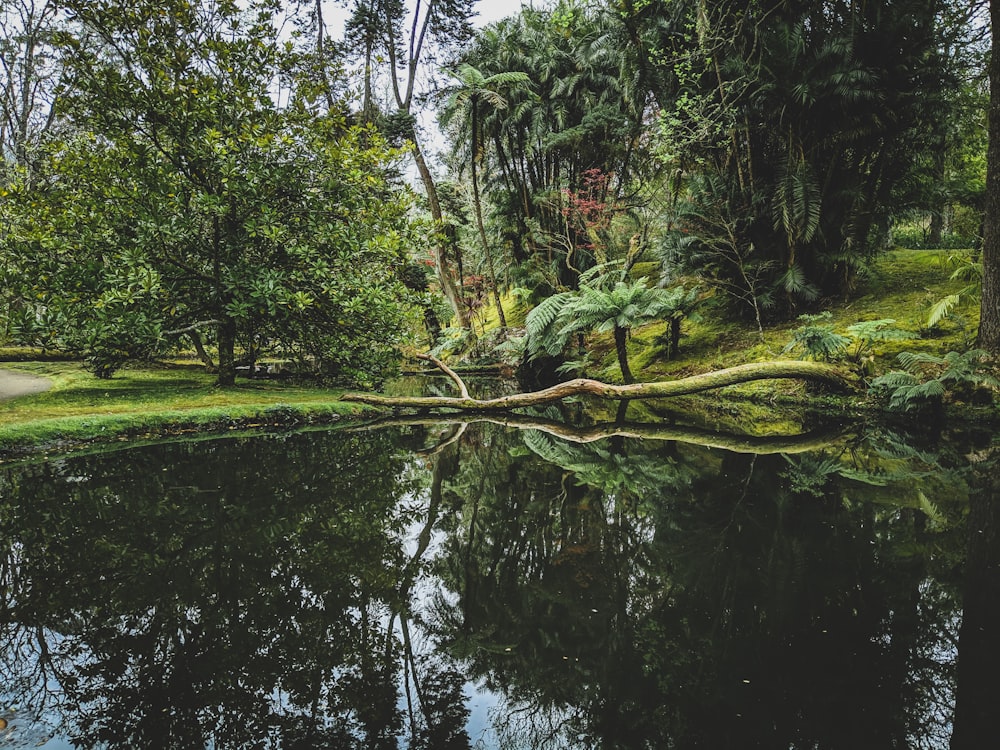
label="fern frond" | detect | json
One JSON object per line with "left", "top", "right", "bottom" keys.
{"left": 927, "top": 294, "right": 962, "bottom": 328}
{"left": 845, "top": 319, "right": 916, "bottom": 342}
{"left": 525, "top": 292, "right": 575, "bottom": 357}
{"left": 891, "top": 380, "right": 946, "bottom": 411}
{"left": 870, "top": 370, "right": 920, "bottom": 390}
{"left": 778, "top": 264, "right": 820, "bottom": 302}
{"left": 896, "top": 351, "right": 945, "bottom": 374}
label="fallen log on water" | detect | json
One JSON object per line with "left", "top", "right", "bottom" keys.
{"left": 342, "top": 355, "right": 856, "bottom": 412}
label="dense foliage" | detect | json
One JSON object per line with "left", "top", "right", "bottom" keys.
{"left": 1, "top": 0, "right": 420, "bottom": 385}
{"left": 0, "top": 0, "right": 994, "bottom": 382}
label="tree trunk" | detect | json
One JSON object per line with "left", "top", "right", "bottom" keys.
{"left": 411, "top": 135, "right": 470, "bottom": 330}
{"left": 979, "top": 0, "right": 1000, "bottom": 353}
{"left": 188, "top": 330, "right": 216, "bottom": 372}
{"left": 216, "top": 316, "right": 237, "bottom": 387}
{"left": 614, "top": 325, "right": 633, "bottom": 384}
{"left": 670, "top": 317, "right": 682, "bottom": 358}
{"left": 470, "top": 98, "right": 507, "bottom": 328}
{"left": 342, "top": 360, "right": 855, "bottom": 412}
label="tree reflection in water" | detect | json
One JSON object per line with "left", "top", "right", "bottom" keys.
{"left": 0, "top": 420, "right": 995, "bottom": 748}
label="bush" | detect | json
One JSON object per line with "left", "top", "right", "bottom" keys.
{"left": 891, "top": 225, "right": 978, "bottom": 250}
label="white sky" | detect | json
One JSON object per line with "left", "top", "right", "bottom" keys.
{"left": 470, "top": 0, "right": 525, "bottom": 27}
{"left": 317, "top": 1, "right": 530, "bottom": 168}
{"left": 322, "top": 1, "right": 524, "bottom": 33}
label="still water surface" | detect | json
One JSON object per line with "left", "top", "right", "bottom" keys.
{"left": 1, "top": 416, "right": 998, "bottom": 748}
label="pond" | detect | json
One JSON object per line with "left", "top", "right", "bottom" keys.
{"left": 0, "top": 413, "right": 998, "bottom": 749}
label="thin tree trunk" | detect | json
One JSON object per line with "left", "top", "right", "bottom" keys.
{"left": 216, "top": 316, "right": 237, "bottom": 387}
{"left": 471, "top": 101, "right": 507, "bottom": 328}
{"left": 979, "top": 0, "right": 1000, "bottom": 353}
{"left": 411, "top": 135, "right": 470, "bottom": 329}
{"left": 188, "top": 330, "right": 216, "bottom": 372}
{"left": 670, "top": 317, "right": 682, "bottom": 358}
{"left": 313, "top": 0, "right": 335, "bottom": 111}
{"left": 613, "top": 325, "right": 633, "bottom": 384}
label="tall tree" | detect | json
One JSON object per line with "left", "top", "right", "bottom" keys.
{"left": 3, "top": 0, "right": 418, "bottom": 385}
{"left": 0, "top": 0, "right": 62, "bottom": 169}
{"left": 635, "top": 0, "right": 960, "bottom": 317}
{"left": 451, "top": 3, "right": 654, "bottom": 292}
{"left": 441, "top": 63, "right": 531, "bottom": 328}
{"left": 980, "top": 0, "right": 1000, "bottom": 353}
{"left": 343, "top": 0, "right": 476, "bottom": 330}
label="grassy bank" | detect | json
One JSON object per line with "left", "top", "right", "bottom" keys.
{"left": 0, "top": 361, "right": 375, "bottom": 458}
{"left": 0, "top": 248, "right": 992, "bottom": 456}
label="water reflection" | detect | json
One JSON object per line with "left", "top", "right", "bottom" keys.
{"left": 0, "top": 419, "right": 995, "bottom": 748}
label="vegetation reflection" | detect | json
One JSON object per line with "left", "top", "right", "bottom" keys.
{"left": 1, "top": 422, "right": 996, "bottom": 748}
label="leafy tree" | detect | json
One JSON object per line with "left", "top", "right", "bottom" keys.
{"left": 2, "top": 0, "right": 418, "bottom": 385}
{"left": 341, "top": 0, "right": 477, "bottom": 330}
{"left": 448, "top": 3, "right": 654, "bottom": 292}
{"left": 631, "top": 0, "right": 962, "bottom": 315}
{"left": 0, "top": 0, "right": 63, "bottom": 169}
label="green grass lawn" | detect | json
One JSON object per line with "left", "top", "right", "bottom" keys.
{"left": 621, "top": 248, "right": 977, "bottom": 378}
{"left": 0, "top": 361, "right": 373, "bottom": 455}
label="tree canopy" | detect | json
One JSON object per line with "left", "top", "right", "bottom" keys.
{"left": 2, "top": 0, "right": 421, "bottom": 385}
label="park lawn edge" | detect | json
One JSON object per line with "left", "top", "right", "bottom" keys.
{"left": 2, "top": 248, "right": 998, "bottom": 459}
{"left": 0, "top": 399, "right": 385, "bottom": 464}
{"left": 0, "top": 360, "right": 388, "bottom": 462}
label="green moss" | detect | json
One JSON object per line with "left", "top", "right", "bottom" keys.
{"left": 596, "top": 249, "right": 975, "bottom": 381}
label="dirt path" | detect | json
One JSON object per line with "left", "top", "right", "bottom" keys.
{"left": 0, "top": 368, "right": 52, "bottom": 401}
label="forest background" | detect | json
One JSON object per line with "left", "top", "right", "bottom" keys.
{"left": 0, "top": 0, "right": 994, "bottom": 404}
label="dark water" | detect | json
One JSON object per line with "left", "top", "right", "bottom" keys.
{"left": 1, "top": 416, "right": 998, "bottom": 749}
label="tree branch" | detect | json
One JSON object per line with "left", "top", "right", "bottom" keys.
{"left": 162, "top": 319, "right": 220, "bottom": 336}
{"left": 349, "top": 414, "right": 848, "bottom": 455}
{"left": 415, "top": 352, "right": 469, "bottom": 398}
{"left": 343, "top": 361, "right": 856, "bottom": 411}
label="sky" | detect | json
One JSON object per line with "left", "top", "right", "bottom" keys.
{"left": 322, "top": 0, "right": 524, "bottom": 33}
{"left": 471, "top": 0, "right": 524, "bottom": 27}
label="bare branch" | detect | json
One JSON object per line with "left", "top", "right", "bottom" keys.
{"left": 162, "top": 319, "right": 220, "bottom": 337}
{"left": 415, "top": 352, "right": 470, "bottom": 398}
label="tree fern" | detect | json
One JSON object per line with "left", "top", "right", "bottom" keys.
{"left": 524, "top": 278, "right": 703, "bottom": 381}
{"left": 782, "top": 312, "right": 849, "bottom": 361}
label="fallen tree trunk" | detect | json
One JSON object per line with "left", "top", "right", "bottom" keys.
{"left": 343, "top": 360, "right": 855, "bottom": 412}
